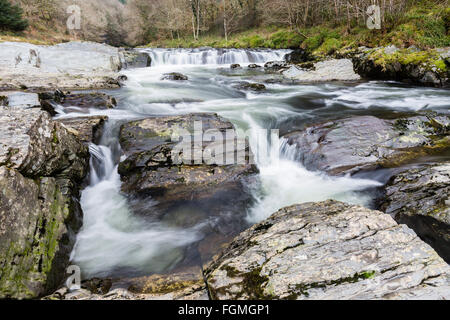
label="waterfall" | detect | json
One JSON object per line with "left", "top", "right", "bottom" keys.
{"left": 143, "top": 48, "right": 291, "bottom": 66}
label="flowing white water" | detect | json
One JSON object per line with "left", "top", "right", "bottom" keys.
{"left": 69, "top": 48, "right": 449, "bottom": 278}
{"left": 144, "top": 48, "right": 290, "bottom": 66}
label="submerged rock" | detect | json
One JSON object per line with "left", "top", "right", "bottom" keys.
{"left": 248, "top": 64, "right": 261, "bottom": 69}
{"left": 230, "top": 64, "right": 242, "bottom": 69}
{"left": 233, "top": 81, "right": 266, "bottom": 92}
{"left": 0, "top": 105, "right": 89, "bottom": 299}
{"left": 283, "top": 115, "right": 450, "bottom": 175}
{"left": 264, "top": 61, "right": 290, "bottom": 71}
{"left": 381, "top": 162, "right": 450, "bottom": 263}
{"left": 205, "top": 200, "right": 450, "bottom": 300}
{"left": 161, "top": 72, "right": 188, "bottom": 81}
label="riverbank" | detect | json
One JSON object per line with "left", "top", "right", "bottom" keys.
{"left": 146, "top": 2, "right": 449, "bottom": 53}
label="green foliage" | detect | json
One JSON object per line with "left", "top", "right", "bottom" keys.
{"left": 316, "top": 38, "right": 343, "bottom": 55}
{"left": 268, "top": 30, "right": 303, "bottom": 49}
{"left": 242, "top": 34, "right": 265, "bottom": 48}
{"left": 0, "top": 0, "right": 28, "bottom": 32}
{"left": 444, "top": 7, "right": 450, "bottom": 32}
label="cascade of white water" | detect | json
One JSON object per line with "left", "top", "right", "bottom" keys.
{"left": 143, "top": 48, "right": 291, "bottom": 66}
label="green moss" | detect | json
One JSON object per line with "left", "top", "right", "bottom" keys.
{"left": 210, "top": 265, "right": 274, "bottom": 300}
{"left": 241, "top": 267, "right": 274, "bottom": 300}
{"left": 287, "top": 271, "right": 377, "bottom": 299}
{"left": 369, "top": 48, "right": 447, "bottom": 73}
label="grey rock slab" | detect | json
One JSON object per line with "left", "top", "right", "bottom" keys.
{"left": 205, "top": 200, "right": 450, "bottom": 300}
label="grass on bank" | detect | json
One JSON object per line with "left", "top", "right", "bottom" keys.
{"left": 146, "top": 2, "right": 450, "bottom": 53}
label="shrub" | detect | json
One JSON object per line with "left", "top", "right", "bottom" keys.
{"left": 269, "top": 30, "right": 303, "bottom": 49}
{"left": 317, "top": 38, "right": 343, "bottom": 55}
{"left": 0, "top": 0, "right": 28, "bottom": 32}
{"left": 243, "top": 35, "right": 265, "bottom": 48}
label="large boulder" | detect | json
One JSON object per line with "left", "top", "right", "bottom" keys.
{"left": 0, "top": 107, "right": 89, "bottom": 179}
{"left": 118, "top": 113, "right": 257, "bottom": 203}
{"left": 57, "top": 116, "right": 108, "bottom": 144}
{"left": 120, "top": 49, "right": 152, "bottom": 69}
{"left": 381, "top": 162, "right": 450, "bottom": 263}
{"left": 352, "top": 47, "right": 449, "bottom": 87}
{"left": 0, "top": 104, "right": 89, "bottom": 299}
{"left": 205, "top": 200, "right": 450, "bottom": 300}
{"left": 118, "top": 113, "right": 258, "bottom": 263}
{"left": 282, "top": 115, "right": 450, "bottom": 175}
{"left": 282, "top": 59, "right": 360, "bottom": 82}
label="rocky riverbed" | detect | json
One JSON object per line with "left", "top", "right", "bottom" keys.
{"left": 0, "top": 43, "right": 449, "bottom": 300}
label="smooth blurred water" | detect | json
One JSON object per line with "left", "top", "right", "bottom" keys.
{"left": 67, "top": 48, "right": 450, "bottom": 279}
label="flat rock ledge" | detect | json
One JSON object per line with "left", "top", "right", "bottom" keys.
{"left": 352, "top": 46, "right": 450, "bottom": 87}
{"left": 381, "top": 161, "right": 450, "bottom": 263}
{"left": 0, "top": 41, "right": 150, "bottom": 90}
{"left": 204, "top": 200, "right": 450, "bottom": 300}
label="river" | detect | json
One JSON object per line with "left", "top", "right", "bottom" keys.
{"left": 55, "top": 48, "right": 450, "bottom": 280}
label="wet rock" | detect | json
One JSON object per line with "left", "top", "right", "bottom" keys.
{"left": 264, "top": 61, "right": 290, "bottom": 71}
{"left": 248, "top": 64, "right": 261, "bottom": 69}
{"left": 118, "top": 113, "right": 257, "bottom": 203}
{"left": 352, "top": 47, "right": 449, "bottom": 87}
{"left": 0, "top": 106, "right": 89, "bottom": 299}
{"left": 381, "top": 162, "right": 450, "bottom": 263}
{"left": 282, "top": 115, "right": 450, "bottom": 175}
{"left": 233, "top": 81, "right": 266, "bottom": 92}
{"left": 282, "top": 59, "right": 360, "bottom": 82}
{"left": 120, "top": 49, "right": 151, "bottom": 69}
{"left": 118, "top": 113, "right": 258, "bottom": 263}
{"left": 39, "top": 91, "right": 116, "bottom": 115}
{"left": 205, "top": 200, "right": 450, "bottom": 300}
{"left": 284, "top": 49, "right": 311, "bottom": 64}
{"left": 0, "top": 41, "right": 120, "bottom": 89}
{"left": 0, "top": 41, "right": 146, "bottom": 90}
{"left": 0, "top": 168, "right": 84, "bottom": 299}
{"left": 230, "top": 64, "right": 241, "bottom": 69}
{"left": 58, "top": 116, "right": 108, "bottom": 144}
{"left": 161, "top": 73, "right": 188, "bottom": 81}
